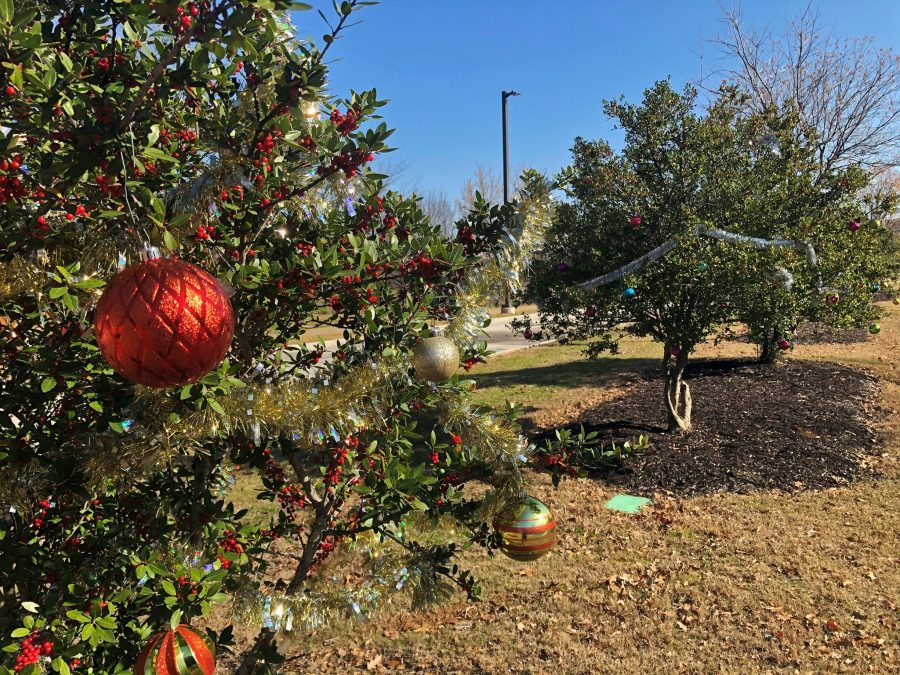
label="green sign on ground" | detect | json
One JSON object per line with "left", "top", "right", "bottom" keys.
{"left": 604, "top": 494, "right": 651, "bottom": 514}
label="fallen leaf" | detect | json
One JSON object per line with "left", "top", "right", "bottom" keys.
{"left": 366, "top": 654, "right": 383, "bottom": 671}
{"left": 825, "top": 618, "right": 841, "bottom": 633}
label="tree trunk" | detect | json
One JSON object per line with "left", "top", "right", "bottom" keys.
{"left": 663, "top": 353, "right": 692, "bottom": 433}
{"left": 759, "top": 327, "right": 780, "bottom": 364}
{"left": 237, "top": 460, "right": 333, "bottom": 673}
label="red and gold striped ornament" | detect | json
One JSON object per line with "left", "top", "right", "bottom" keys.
{"left": 135, "top": 625, "right": 216, "bottom": 675}
{"left": 494, "top": 495, "right": 557, "bottom": 562}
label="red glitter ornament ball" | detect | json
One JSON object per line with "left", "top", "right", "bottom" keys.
{"left": 95, "top": 258, "right": 234, "bottom": 388}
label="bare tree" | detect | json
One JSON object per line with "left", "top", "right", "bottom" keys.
{"left": 455, "top": 164, "right": 504, "bottom": 214}
{"left": 716, "top": 2, "right": 900, "bottom": 174}
{"left": 419, "top": 190, "right": 457, "bottom": 235}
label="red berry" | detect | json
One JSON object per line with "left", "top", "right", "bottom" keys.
{"left": 5, "top": 85, "right": 16, "bottom": 96}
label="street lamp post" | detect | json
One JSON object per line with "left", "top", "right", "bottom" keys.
{"left": 501, "top": 90, "right": 520, "bottom": 205}
{"left": 500, "top": 90, "right": 519, "bottom": 314}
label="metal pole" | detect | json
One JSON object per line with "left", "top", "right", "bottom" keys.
{"left": 500, "top": 91, "right": 519, "bottom": 313}
{"left": 501, "top": 90, "right": 519, "bottom": 204}
{"left": 502, "top": 92, "right": 510, "bottom": 204}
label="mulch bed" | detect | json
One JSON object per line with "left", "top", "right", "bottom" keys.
{"left": 725, "top": 321, "right": 872, "bottom": 345}
{"left": 530, "top": 360, "right": 883, "bottom": 497}
{"left": 793, "top": 321, "right": 872, "bottom": 345}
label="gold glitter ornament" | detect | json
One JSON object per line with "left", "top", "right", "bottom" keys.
{"left": 412, "top": 335, "right": 459, "bottom": 382}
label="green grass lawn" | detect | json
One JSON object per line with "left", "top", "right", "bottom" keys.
{"left": 471, "top": 336, "right": 660, "bottom": 421}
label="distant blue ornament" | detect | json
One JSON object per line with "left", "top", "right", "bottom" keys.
{"left": 697, "top": 261, "right": 709, "bottom": 272}
{"left": 623, "top": 287, "right": 636, "bottom": 298}
{"left": 871, "top": 282, "right": 881, "bottom": 292}
{"left": 344, "top": 196, "right": 356, "bottom": 217}
{"left": 556, "top": 262, "right": 568, "bottom": 272}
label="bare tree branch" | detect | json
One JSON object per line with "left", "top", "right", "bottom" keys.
{"left": 713, "top": 2, "right": 900, "bottom": 173}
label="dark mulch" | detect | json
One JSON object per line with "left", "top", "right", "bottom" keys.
{"left": 530, "top": 360, "right": 883, "bottom": 497}
{"left": 793, "top": 321, "right": 871, "bottom": 345}
{"left": 726, "top": 321, "right": 871, "bottom": 345}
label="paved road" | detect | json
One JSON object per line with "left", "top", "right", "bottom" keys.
{"left": 305, "top": 313, "right": 544, "bottom": 361}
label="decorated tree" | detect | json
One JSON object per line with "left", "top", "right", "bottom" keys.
{"left": 699, "top": 92, "right": 900, "bottom": 362}
{"left": 518, "top": 81, "right": 896, "bottom": 431}
{"left": 0, "top": 2, "right": 557, "bottom": 673}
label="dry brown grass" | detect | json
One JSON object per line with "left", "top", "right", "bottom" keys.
{"left": 229, "top": 304, "right": 900, "bottom": 674}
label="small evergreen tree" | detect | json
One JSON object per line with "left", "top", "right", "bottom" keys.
{"left": 521, "top": 81, "right": 897, "bottom": 431}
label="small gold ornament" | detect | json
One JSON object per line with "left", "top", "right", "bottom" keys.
{"left": 494, "top": 495, "right": 557, "bottom": 562}
{"left": 411, "top": 335, "right": 459, "bottom": 382}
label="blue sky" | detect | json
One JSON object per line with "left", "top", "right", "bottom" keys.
{"left": 298, "top": 1, "right": 900, "bottom": 199}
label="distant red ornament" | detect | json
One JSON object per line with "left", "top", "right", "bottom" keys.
{"left": 629, "top": 214, "right": 642, "bottom": 226}
{"left": 95, "top": 258, "right": 234, "bottom": 388}
{"left": 848, "top": 220, "right": 861, "bottom": 232}
{"left": 777, "top": 338, "right": 792, "bottom": 350}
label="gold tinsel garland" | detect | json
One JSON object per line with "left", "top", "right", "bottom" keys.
{"left": 233, "top": 526, "right": 461, "bottom": 633}
{"left": 445, "top": 180, "right": 555, "bottom": 345}
{"left": 0, "top": 257, "right": 46, "bottom": 301}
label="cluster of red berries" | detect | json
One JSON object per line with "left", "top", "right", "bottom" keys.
{"left": 364, "top": 261, "right": 392, "bottom": 279}
{"left": 324, "top": 436, "right": 359, "bottom": 488}
{"left": 95, "top": 173, "right": 122, "bottom": 199}
{"left": 91, "top": 51, "right": 125, "bottom": 74}
{"left": 131, "top": 161, "right": 157, "bottom": 179}
{"left": 400, "top": 252, "right": 442, "bottom": 281}
{"left": 350, "top": 195, "right": 385, "bottom": 233}
{"left": 195, "top": 223, "right": 217, "bottom": 241}
{"left": 0, "top": 156, "right": 28, "bottom": 204}
{"left": 320, "top": 149, "right": 374, "bottom": 179}
{"left": 158, "top": 126, "right": 198, "bottom": 160}
{"left": 13, "top": 633, "right": 52, "bottom": 672}
{"left": 324, "top": 447, "right": 348, "bottom": 487}
{"left": 277, "top": 484, "right": 306, "bottom": 521}
{"left": 329, "top": 108, "right": 360, "bottom": 135}
{"left": 462, "top": 357, "right": 482, "bottom": 372}
{"left": 456, "top": 225, "right": 485, "bottom": 256}
{"left": 257, "top": 446, "right": 309, "bottom": 522}
{"left": 31, "top": 498, "right": 53, "bottom": 530}
{"left": 176, "top": 575, "right": 200, "bottom": 597}
{"left": 541, "top": 451, "right": 579, "bottom": 476}
{"left": 309, "top": 535, "right": 339, "bottom": 572}
{"left": 539, "top": 444, "right": 580, "bottom": 476}
{"left": 216, "top": 530, "right": 243, "bottom": 569}
{"left": 254, "top": 130, "right": 280, "bottom": 156}
{"left": 172, "top": 3, "right": 201, "bottom": 33}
